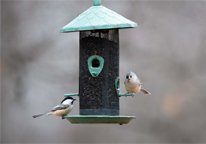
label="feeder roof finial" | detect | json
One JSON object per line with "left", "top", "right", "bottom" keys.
{"left": 93, "top": 0, "right": 101, "bottom": 6}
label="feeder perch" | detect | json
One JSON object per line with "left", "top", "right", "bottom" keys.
{"left": 61, "top": 0, "right": 137, "bottom": 124}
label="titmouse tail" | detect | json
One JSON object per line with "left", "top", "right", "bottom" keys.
{"left": 140, "top": 88, "right": 151, "bottom": 95}
{"left": 32, "top": 111, "right": 52, "bottom": 118}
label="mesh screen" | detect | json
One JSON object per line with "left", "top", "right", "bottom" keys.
{"left": 79, "top": 29, "right": 119, "bottom": 115}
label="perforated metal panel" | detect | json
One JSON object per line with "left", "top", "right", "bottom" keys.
{"left": 79, "top": 29, "right": 119, "bottom": 115}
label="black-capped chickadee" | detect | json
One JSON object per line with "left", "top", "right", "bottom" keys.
{"left": 32, "top": 97, "right": 76, "bottom": 119}
{"left": 124, "top": 71, "right": 151, "bottom": 96}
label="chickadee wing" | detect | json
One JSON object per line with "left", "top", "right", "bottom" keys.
{"left": 51, "top": 104, "right": 70, "bottom": 112}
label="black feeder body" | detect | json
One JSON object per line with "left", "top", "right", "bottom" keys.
{"left": 61, "top": 0, "right": 137, "bottom": 124}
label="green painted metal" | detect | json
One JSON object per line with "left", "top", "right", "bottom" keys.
{"left": 115, "top": 77, "right": 134, "bottom": 97}
{"left": 119, "top": 93, "right": 134, "bottom": 97}
{"left": 115, "top": 77, "right": 120, "bottom": 96}
{"left": 64, "top": 115, "right": 136, "bottom": 124}
{"left": 60, "top": 0, "right": 137, "bottom": 33}
{"left": 93, "top": 0, "right": 101, "bottom": 6}
{"left": 64, "top": 93, "right": 79, "bottom": 97}
{"left": 88, "top": 55, "right": 104, "bottom": 77}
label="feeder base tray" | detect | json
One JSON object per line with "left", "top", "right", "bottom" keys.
{"left": 64, "top": 115, "right": 136, "bottom": 125}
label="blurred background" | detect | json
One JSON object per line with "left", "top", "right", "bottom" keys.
{"left": 1, "top": 0, "right": 206, "bottom": 143}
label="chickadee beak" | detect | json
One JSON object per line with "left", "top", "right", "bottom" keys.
{"left": 73, "top": 99, "right": 76, "bottom": 101}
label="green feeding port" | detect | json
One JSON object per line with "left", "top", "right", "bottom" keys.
{"left": 88, "top": 55, "right": 104, "bottom": 77}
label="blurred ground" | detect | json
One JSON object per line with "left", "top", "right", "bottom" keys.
{"left": 1, "top": 0, "right": 206, "bottom": 143}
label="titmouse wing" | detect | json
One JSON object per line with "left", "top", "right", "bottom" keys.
{"left": 51, "top": 104, "right": 70, "bottom": 112}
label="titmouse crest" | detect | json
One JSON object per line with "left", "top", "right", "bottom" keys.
{"left": 124, "top": 71, "right": 151, "bottom": 95}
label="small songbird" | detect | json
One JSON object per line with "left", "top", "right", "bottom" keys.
{"left": 124, "top": 71, "right": 151, "bottom": 96}
{"left": 32, "top": 97, "right": 76, "bottom": 119}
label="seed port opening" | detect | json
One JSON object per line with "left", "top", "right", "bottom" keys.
{"left": 92, "top": 59, "right": 100, "bottom": 67}
{"left": 88, "top": 55, "right": 104, "bottom": 77}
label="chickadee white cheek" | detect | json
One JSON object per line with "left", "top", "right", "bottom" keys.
{"left": 62, "top": 99, "right": 72, "bottom": 105}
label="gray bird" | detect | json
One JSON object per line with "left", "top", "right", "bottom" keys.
{"left": 124, "top": 71, "right": 151, "bottom": 96}
{"left": 32, "top": 97, "right": 76, "bottom": 119}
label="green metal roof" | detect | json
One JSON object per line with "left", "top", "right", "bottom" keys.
{"left": 60, "top": 0, "right": 137, "bottom": 33}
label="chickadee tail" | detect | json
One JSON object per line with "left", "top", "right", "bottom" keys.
{"left": 32, "top": 111, "right": 52, "bottom": 118}
{"left": 140, "top": 88, "right": 151, "bottom": 95}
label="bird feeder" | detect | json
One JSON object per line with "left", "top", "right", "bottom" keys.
{"left": 61, "top": 0, "right": 137, "bottom": 124}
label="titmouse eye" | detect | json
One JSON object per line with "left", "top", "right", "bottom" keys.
{"left": 130, "top": 76, "right": 132, "bottom": 78}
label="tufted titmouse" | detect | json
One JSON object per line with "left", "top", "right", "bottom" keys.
{"left": 124, "top": 71, "right": 151, "bottom": 96}
{"left": 32, "top": 97, "right": 76, "bottom": 119}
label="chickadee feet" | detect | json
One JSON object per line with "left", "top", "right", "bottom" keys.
{"left": 62, "top": 114, "right": 66, "bottom": 119}
{"left": 132, "top": 93, "right": 135, "bottom": 97}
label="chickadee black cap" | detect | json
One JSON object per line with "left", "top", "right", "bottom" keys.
{"left": 61, "top": 97, "right": 76, "bottom": 104}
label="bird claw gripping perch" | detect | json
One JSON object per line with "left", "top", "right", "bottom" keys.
{"left": 62, "top": 114, "right": 66, "bottom": 119}
{"left": 131, "top": 93, "right": 135, "bottom": 97}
